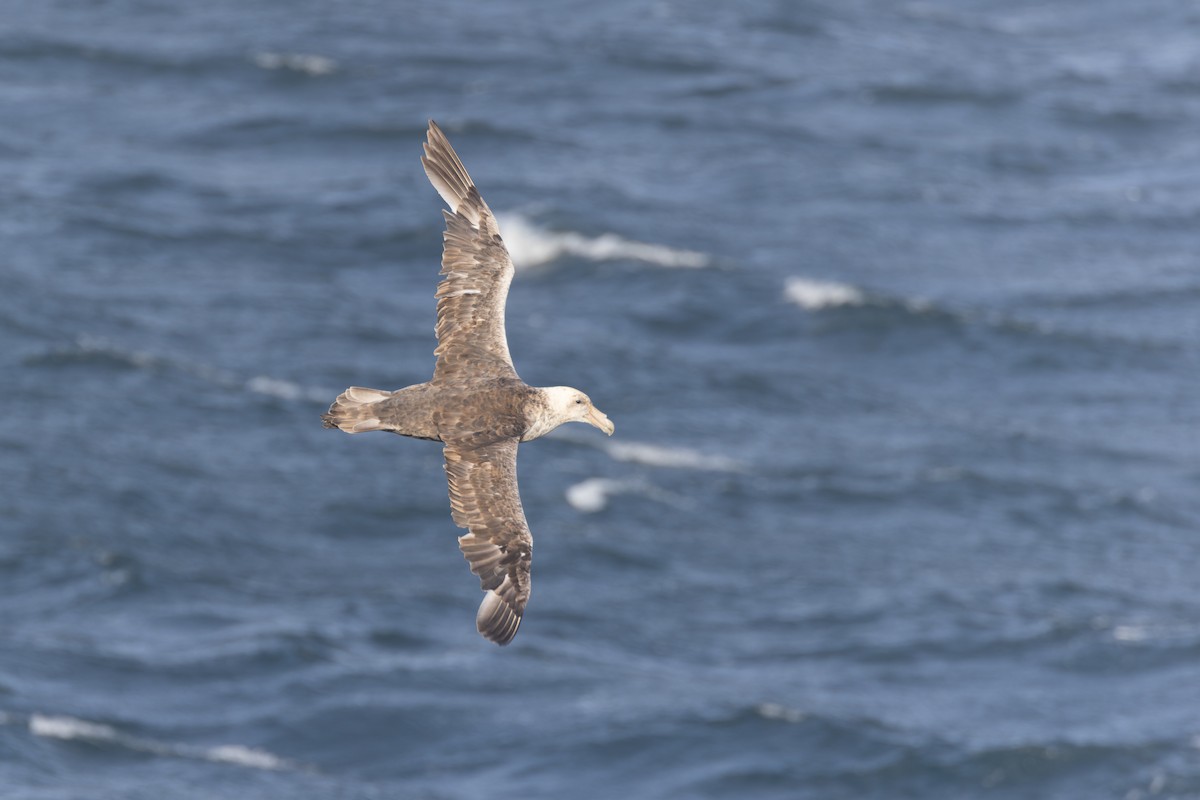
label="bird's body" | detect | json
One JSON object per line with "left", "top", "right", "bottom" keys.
{"left": 322, "top": 121, "right": 613, "bottom": 645}
{"left": 325, "top": 380, "right": 535, "bottom": 442}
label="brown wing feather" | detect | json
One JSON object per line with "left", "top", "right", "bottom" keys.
{"left": 422, "top": 121, "right": 519, "bottom": 384}
{"left": 443, "top": 438, "right": 532, "bottom": 645}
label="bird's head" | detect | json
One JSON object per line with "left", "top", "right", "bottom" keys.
{"left": 542, "top": 386, "right": 614, "bottom": 436}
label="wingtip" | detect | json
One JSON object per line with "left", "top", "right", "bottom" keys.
{"left": 476, "top": 589, "right": 522, "bottom": 646}
{"left": 420, "top": 121, "right": 482, "bottom": 225}
{"left": 425, "top": 119, "right": 450, "bottom": 153}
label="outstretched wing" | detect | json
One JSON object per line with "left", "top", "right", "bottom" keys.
{"left": 443, "top": 437, "right": 532, "bottom": 645}
{"left": 422, "top": 120, "right": 519, "bottom": 384}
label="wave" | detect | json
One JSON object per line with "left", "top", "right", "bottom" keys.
{"left": 0, "top": 34, "right": 210, "bottom": 73}
{"left": 25, "top": 335, "right": 332, "bottom": 404}
{"left": 566, "top": 478, "right": 631, "bottom": 513}
{"left": 565, "top": 477, "right": 687, "bottom": 514}
{"left": 784, "top": 276, "right": 941, "bottom": 313}
{"left": 495, "top": 213, "right": 710, "bottom": 269}
{"left": 1017, "top": 279, "right": 1200, "bottom": 311}
{"left": 731, "top": 701, "right": 1181, "bottom": 794}
{"left": 250, "top": 51, "right": 338, "bottom": 76}
{"left": 546, "top": 429, "right": 746, "bottom": 472}
{"left": 866, "top": 78, "right": 1020, "bottom": 108}
{"left": 1099, "top": 619, "right": 1200, "bottom": 647}
{"left": 17, "top": 712, "right": 297, "bottom": 772}
{"left": 0, "top": 35, "right": 338, "bottom": 81}
{"left": 600, "top": 440, "right": 745, "bottom": 472}
{"left": 784, "top": 277, "right": 869, "bottom": 310}
{"left": 754, "top": 702, "right": 808, "bottom": 724}
{"left": 552, "top": 436, "right": 743, "bottom": 510}
{"left": 243, "top": 375, "right": 330, "bottom": 404}
{"left": 783, "top": 276, "right": 1182, "bottom": 355}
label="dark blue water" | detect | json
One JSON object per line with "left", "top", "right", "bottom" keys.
{"left": 3, "top": 1, "right": 1200, "bottom": 797}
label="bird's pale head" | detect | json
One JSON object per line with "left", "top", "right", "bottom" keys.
{"left": 542, "top": 386, "right": 614, "bottom": 436}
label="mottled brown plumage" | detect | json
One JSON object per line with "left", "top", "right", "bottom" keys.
{"left": 322, "top": 121, "right": 613, "bottom": 645}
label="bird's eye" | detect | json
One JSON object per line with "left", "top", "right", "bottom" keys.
{"left": 575, "top": 398, "right": 584, "bottom": 404}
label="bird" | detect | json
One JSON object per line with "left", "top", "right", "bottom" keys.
{"left": 322, "top": 120, "right": 614, "bottom": 646}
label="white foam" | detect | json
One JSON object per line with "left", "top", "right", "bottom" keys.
{"left": 496, "top": 213, "right": 709, "bottom": 269}
{"left": 565, "top": 476, "right": 687, "bottom": 513}
{"left": 1112, "top": 624, "right": 1150, "bottom": 643}
{"left": 784, "top": 277, "right": 866, "bottom": 310}
{"left": 755, "top": 703, "right": 807, "bottom": 723}
{"left": 566, "top": 478, "right": 628, "bottom": 513}
{"left": 205, "top": 744, "right": 291, "bottom": 770}
{"left": 252, "top": 51, "right": 337, "bottom": 76}
{"left": 73, "top": 334, "right": 162, "bottom": 369}
{"left": 602, "top": 440, "right": 744, "bottom": 472}
{"left": 62, "top": 335, "right": 333, "bottom": 405}
{"left": 28, "top": 713, "right": 295, "bottom": 772}
{"left": 245, "top": 375, "right": 331, "bottom": 404}
{"left": 30, "top": 714, "right": 122, "bottom": 742}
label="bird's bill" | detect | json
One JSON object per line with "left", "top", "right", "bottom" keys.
{"left": 586, "top": 405, "right": 615, "bottom": 436}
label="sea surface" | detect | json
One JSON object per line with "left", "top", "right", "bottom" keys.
{"left": 2, "top": 1, "right": 1200, "bottom": 797}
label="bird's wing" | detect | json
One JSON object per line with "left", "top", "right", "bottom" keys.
{"left": 443, "top": 437, "right": 532, "bottom": 645}
{"left": 422, "top": 120, "right": 519, "bottom": 384}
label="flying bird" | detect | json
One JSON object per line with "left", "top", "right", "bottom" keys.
{"left": 322, "top": 121, "right": 615, "bottom": 645}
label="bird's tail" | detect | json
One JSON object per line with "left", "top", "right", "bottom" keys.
{"left": 321, "top": 387, "right": 393, "bottom": 433}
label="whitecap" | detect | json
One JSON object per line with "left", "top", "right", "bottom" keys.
{"left": 73, "top": 334, "right": 163, "bottom": 369}
{"left": 566, "top": 477, "right": 628, "bottom": 513}
{"left": 755, "top": 703, "right": 807, "bottom": 723}
{"left": 30, "top": 714, "right": 125, "bottom": 743}
{"left": 245, "top": 375, "right": 331, "bottom": 404}
{"left": 28, "top": 713, "right": 296, "bottom": 772}
{"left": 784, "top": 277, "right": 866, "bottom": 310}
{"left": 496, "top": 213, "right": 709, "bottom": 269}
{"left": 204, "top": 744, "right": 292, "bottom": 770}
{"left": 601, "top": 440, "right": 744, "bottom": 473}
{"left": 49, "top": 335, "right": 332, "bottom": 405}
{"left": 252, "top": 51, "right": 337, "bottom": 76}
{"left": 1112, "top": 625, "right": 1149, "bottom": 642}
{"left": 565, "top": 477, "right": 688, "bottom": 513}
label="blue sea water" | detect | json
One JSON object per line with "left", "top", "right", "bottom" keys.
{"left": 2, "top": 0, "right": 1200, "bottom": 797}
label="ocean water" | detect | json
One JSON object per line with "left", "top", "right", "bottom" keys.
{"left": 2, "top": 0, "right": 1200, "bottom": 797}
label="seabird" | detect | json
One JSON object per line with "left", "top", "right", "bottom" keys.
{"left": 322, "top": 121, "right": 615, "bottom": 646}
